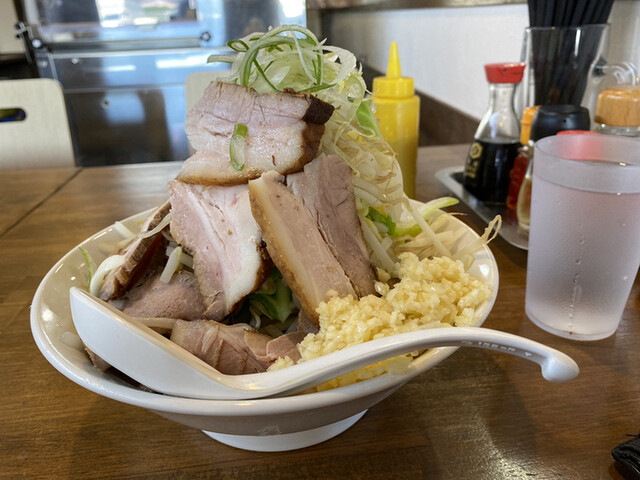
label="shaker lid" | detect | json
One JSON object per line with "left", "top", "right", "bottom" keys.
{"left": 594, "top": 85, "right": 640, "bottom": 127}
{"left": 530, "top": 105, "right": 591, "bottom": 141}
{"left": 484, "top": 63, "right": 525, "bottom": 84}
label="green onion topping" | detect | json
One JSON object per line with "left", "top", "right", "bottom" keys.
{"left": 367, "top": 207, "right": 396, "bottom": 235}
{"left": 229, "top": 123, "right": 248, "bottom": 171}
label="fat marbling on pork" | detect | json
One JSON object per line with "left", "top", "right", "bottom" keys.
{"left": 168, "top": 179, "right": 270, "bottom": 321}
{"left": 178, "top": 81, "right": 334, "bottom": 185}
{"left": 287, "top": 154, "right": 377, "bottom": 298}
{"left": 248, "top": 155, "right": 376, "bottom": 327}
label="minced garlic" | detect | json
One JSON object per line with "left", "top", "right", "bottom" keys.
{"left": 269, "top": 252, "right": 492, "bottom": 391}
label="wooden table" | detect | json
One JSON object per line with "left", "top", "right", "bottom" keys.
{"left": 1, "top": 145, "right": 638, "bottom": 479}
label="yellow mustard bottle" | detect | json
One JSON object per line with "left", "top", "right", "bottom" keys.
{"left": 373, "top": 42, "right": 420, "bottom": 198}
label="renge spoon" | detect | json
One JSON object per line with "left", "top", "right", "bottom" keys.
{"left": 69, "top": 287, "right": 579, "bottom": 400}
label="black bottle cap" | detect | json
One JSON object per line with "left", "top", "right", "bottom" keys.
{"left": 530, "top": 105, "right": 591, "bottom": 142}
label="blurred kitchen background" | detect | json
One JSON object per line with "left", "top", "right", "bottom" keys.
{"left": 1, "top": 0, "right": 639, "bottom": 167}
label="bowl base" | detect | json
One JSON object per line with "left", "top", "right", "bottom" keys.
{"left": 202, "top": 410, "right": 367, "bottom": 452}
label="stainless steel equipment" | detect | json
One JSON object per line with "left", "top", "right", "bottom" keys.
{"left": 16, "top": 0, "right": 306, "bottom": 166}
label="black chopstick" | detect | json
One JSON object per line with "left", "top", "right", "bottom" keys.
{"left": 594, "top": 0, "right": 614, "bottom": 24}
{"left": 555, "top": 0, "right": 569, "bottom": 27}
{"left": 569, "top": 0, "right": 588, "bottom": 26}
{"left": 580, "top": 0, "right": 598, "bottom": 25}
{"left": 528, "top": 0, "right": 614, "bottom": 27}
{"left": 535, "top": 0, "right": 544, "bottom": 26}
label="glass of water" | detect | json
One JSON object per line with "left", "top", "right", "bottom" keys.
{"left": 525, "top": 134, "right": 640, "bottom": 340}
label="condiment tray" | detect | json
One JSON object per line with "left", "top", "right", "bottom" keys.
{"left": 435, "top": 166, "right": 529, "bottom": 250}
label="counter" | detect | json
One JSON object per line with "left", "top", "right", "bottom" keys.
{"left": 1, "top": 145, "right": 638, "bottom": 479}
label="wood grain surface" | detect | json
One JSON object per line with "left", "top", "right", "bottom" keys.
{"left": 0, "top": 167, "right": 77, "bottom": 235}
{"left": 1, "top": 146, "right": 638, "bottom": 480}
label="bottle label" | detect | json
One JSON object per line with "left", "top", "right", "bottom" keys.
{"left": 464, "top": 142, "right": 483, "bottom": 179}
{"left": 462, "top": 139, "right": 520, "bottom": 204}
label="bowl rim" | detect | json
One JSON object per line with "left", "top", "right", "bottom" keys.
{"left": 30, "top": 207, "right": 498, "bottom": 415}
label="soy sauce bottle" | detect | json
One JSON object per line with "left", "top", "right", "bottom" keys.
{"left": 463, "top": 63, "right": 525, "bottom": 205}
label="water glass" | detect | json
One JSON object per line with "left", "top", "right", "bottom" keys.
{"left": 525, "top": 134, "right": 640, "bottom": 340}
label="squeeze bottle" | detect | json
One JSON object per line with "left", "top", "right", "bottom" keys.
{"left": 373, "top": 42, "right": 420, "bottom": 198}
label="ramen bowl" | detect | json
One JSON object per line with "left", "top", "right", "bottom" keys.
{"left": 31, "top": 209, "right": 498, "bottom": 452}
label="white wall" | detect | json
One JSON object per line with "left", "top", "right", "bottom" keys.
{"left": 326, "top": 1, "right": 640, "bottom": 120}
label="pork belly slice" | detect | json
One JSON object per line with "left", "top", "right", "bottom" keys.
{"left": 168, "top": 180, "right": 269, "bottom": 321}
{"left": 249, "top": 171, "right": 356, "bottom": 327}
{"left": 178, "top": 82, "right": 335, "bottom": 185}
{"left": 171, "top": 320, "right": 307, "bottom": 374}
{"left": 287, "top": 154, "right": 377, "bottom": 297}
{"left": 99, "top": 200, "right": 171, "bottom": 301}
{"left": 266, "top": 331, "right": 306, "bottom": 363}
{"left": 120, "top": 270, "right": 205, "bottom": 321}
{"left": 244, "top": 329, "right": 305, "bottom": 363}
{"left": 170, "top": 320, "right": 272, "bottom": 375}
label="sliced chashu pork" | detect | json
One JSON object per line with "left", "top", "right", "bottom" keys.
{"left": 266, "top": 331, "right": 306, "bottom": 362}
{"left": 170, "top": 320, "right": 304, "bottom": 374}
{"left": 120, "top": 270, "right": 205, "bottom": 321}
{"left": 248, "top": 170, "right": 356, "bottom": 326}
{"left": 171, "top": 320, "right": 270, "bottom": 375}
{"left": 99, "top": 200, "right": 171, "bottom": 301}
{"left": 287, "top": 154, "right": 376, "bottom": 297}
{"left": 178, "top": 82, "right": 334, "bottom": 185}
{"left": 168, "top": 180, "right": 269, "bottom": 321}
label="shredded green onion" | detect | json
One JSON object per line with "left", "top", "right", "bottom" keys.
{"left": 229, "top": 123, "right": 248, "bottom": 171}
{"left": 160, "top": 246, "right": 182, "bottom": 283}
{"left": 355, "top": 99, "right": 382, "bottom": 138}
{"left": 453, "top": 215, "right": 502, "bottom": 269}
{"left": 138, "top": 212, "right": 172, "bottom": 239}
{"left": 394, "top": 197, "right": 459, "bottom": 237}
{"left": 166, "top": 245, "right": 193, "bottom": 269}
{"left": 367, "top": 207, "right": 396, "bottom": 235}
{"left": 89, "top": 254, "right": 126, "bottom": 296}
{"left": 79, "top": 247, "right": 94, "bottom": 287}
{"left": 208, "top": 25, "right": 497, "bottom": 274}
{"left": 113, "top": 221, "right": 136, "bottom": 241}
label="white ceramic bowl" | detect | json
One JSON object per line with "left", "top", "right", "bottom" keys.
{"left": 31, "top": 209, "right": 498, "bottom": 452}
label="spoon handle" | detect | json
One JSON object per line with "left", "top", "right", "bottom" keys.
{"left": 252, "top": 327, "right": 579, "bottom": 395}
{"left": 436, "top": 328, "right": 579, "bottom": 382}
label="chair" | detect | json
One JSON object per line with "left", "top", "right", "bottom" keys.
{"left": 0, "top": 78, "right": 75, "bottom": 170}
